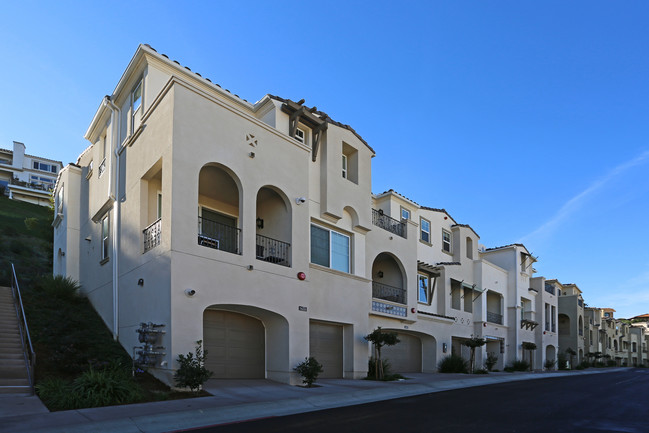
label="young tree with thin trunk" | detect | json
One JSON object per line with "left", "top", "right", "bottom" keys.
{"left": 522, "top": 342, "right": 537, "bottom": 371}
{"left": 463, "top": 337, "right": 486, "bottom": 373}
{"left": 364, "top": 327, "right": 400, "bottom": 380}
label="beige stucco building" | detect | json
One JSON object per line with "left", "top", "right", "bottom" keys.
{"left": 0, "top": 141, "right": 62, "bottom": 206}
{"left": 53, "top": 44, "right": 561, "bottom": 386}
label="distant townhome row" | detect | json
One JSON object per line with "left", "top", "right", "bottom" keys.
{"left": 52, "top": 45, "right": 648, "bottom": 386}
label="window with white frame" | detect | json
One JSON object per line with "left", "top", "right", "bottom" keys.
{"left": 294, "top": 127, "right": 306, "bottom": 144}
{"left": 401, "top": 207, "right": 410, "bottom": 221}
{"left": 32, "top": 161, "right": 57, "bottom": 173}
{"left": 420, "top": 218, "right": 430, "bottom": 243}
{"left": 342, "top": 142, "right": 358, "bottom": 183}
{"left": 310, "top": 224, "right": 350, "bottom": 273}
{"left": 131, "top": 79, "right": 142, "bottom": 133}
{"left": 418, "top": 273, "right": 430, "bottom": 304}
{"left": 442, "top": 230, "right": 452, "bottom": 253}
{"left": 56, "top": 186, "right": 64, "bottom": 214}
{"left": 342, "top": 154, "right": 348, "bottom": 179}
{"left": 101, "top": 214, "right": 110, "bottom": 262}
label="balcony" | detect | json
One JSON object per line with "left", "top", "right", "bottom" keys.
{"left": 544, "top": 284, "right": 555, "bottom": 295}
{"left": 143, "top": 218, "right": 161, "bottom": 253}
{"left": 372, "top": 281, "right": 406, "bottom": 305}
{"left": 198, "top": 216, "right": 240, "bottom": 254}
{"left": 256, "top": 234, "right": 290, "bottom": 267}
{"left": 579, "top": 329, "right": 583, "bottom": 336}
{"left": 372, "top": 209, "right": 406, "bottom": 238}
{"left": 487, "top": 311, "right": 503, "bottom": 325}
{"left": 8, "top": 177, "right": 53, "bottom": 192}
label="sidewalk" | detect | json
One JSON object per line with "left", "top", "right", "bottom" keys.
{"left": 0, "top": 368, "right": 624, "bottom": 433}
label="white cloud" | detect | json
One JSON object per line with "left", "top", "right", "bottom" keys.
{"left": 520, "top": 149, "right": 649, "bottom": 244}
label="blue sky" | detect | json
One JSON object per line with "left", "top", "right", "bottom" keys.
{"left": 1, "top": 1, "right": 647, "bottom": 317}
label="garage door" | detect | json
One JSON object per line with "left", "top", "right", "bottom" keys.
{"left": 203, "top": 310, "right": 265, "bottom": 379}
{"left": 309, "top": 322, "right": 343, "bottom": 379}
{"left": 382, "top": 333, "right": 421, "bottom": 373}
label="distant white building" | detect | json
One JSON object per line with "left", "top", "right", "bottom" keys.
{"left": 0, "top": 141, "right": 62, "bottom": 206}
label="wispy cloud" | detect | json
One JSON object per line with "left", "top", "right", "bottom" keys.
{"left": 520, "top": 149, "right": 649, "bottom": 243}
{"left": 588, "top": 268, "right": 649, "bottom": 317}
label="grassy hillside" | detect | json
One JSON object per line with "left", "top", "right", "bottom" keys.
{"left": 0, "top": 196, "right": 202, "bottom": 409}
{"left": 0, "top": 195, "right": 53, "bottom": 286}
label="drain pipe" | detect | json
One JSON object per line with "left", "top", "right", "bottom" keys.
{"left": 103, "top": 95, "right": 121, "bottom": 341}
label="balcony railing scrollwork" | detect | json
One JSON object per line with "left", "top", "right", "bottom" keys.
{"left": 372, "top": 209, "right": 406, "bottom": 239}
{"left": 256, "top": 234, "right": 290, "bottom": 267}
{"left": 143, "top": 218, "right": 161, "bottom": 253}
{"left": 372, "top": 281, "right": 406, "bottom": 305}
{"left": 198, "top": 216, "right": 241, "bottom": 254}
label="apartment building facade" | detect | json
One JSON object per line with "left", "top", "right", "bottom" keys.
{"left": 53, "top": 44, "right": 559, "bottom": 386}
{"left": 0, "top": 141, "right": 62, "bottom": 206}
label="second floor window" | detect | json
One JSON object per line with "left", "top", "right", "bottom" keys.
{"left": 401, "top": 208, "right": 410, "bottom": 221}
{"left": 310, "top": 224, "right": 350, "bottom": 273}
{"left": 420, "top": 218, "right": 430, "bottom": 243}
{"left": 442, "top": 230, "right": 452, "bottom": 253}
{"left": 418, "top": 273, "right": 430, "bottom": 304}
{"left": 131, "top": 79, "right": 142, "bottom": 133}
{"left": 33, "top": 161, "right": 57, "bottom": 173}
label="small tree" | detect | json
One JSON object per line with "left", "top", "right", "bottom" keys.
{"left": 463, "top": 337, "right": 486, "bottom": 373}
{"left": 565, "top": 348, "right": 577, "bottom": 370}
{"left": 294, "top": 357, "right": 323, "bottom": 387}
{"left": 364, "top": 327, "right": 400, "bottom": 380}
{"left": 522, "top": 342, "right": 537, "bottom": 371}
{"left": 174, "top": 340, "right": 213, "bottom": 393}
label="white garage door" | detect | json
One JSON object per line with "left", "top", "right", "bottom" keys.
{"left": 382, "top": 333, "right": 422, "bottom": 373}
{"left": 309, "top": 322, "right": 343, "bottom": 379}
{"left": 203, "top": 310, "right": 265, "bottom": 379}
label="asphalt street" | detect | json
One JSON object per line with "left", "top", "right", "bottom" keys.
{"left": 191, "top": 369, "right": 649, "bottom": 433}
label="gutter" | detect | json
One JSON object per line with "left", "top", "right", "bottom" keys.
{"left": 102, "top": 96, "right": 121, "bottom": 341}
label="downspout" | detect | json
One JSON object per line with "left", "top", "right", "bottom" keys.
{"left": 103, "top": 96, "right": 121, "bottom": 341}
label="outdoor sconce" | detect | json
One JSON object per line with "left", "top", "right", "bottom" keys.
{"left": 443, "top": 343, "right": 448, "bottom": 353}
{"left": 377, "top": 271, "right": 384, "bottom": 278}
{"left": 137, "top": 278, "right": 144, "bottom": 286}
{"left": 256, "top": 218, "right": 264, "bottom": 229}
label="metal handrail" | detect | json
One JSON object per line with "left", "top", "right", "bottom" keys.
{"left": 371, "top": 209, "right": 406, "bottom": 238}
{"left": 372, "top": 281, "right": 406, "bottom": 305}
{"left": 10, "top": 264, "right": 35, "bottom": 391}
{"left": 143, "top": 218, "right": 162, "bottom": 253}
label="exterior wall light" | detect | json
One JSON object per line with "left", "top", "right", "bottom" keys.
{"left": 377, "top": 271, "right": 384, "bottom": 278}
{"left": 137, "top": 278, "right": 144, "bottom": 286}
{"left": 256, "top": 218, "right": 264, "bottom": 229}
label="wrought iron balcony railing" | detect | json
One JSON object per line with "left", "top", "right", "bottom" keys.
{"left": 198, "top": 216, "right": 241, "bottom": 254}
{"left": 487, "top": 311, "right": 503, "bottom": 325}
{"left": 372, "top": 209, "right": 406, "bottom": 238}
{"left": 372, "top": 281, "right": 406, "bottom": 305}
{"left": 256, "top": 234, "right": 290, "bottom": 267}
{"left": 143, "top": 218, "right": 161, "bottom": 253}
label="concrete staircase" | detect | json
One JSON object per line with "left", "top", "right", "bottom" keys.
{"left": 0, "top": 286, "right": 32, "bottom": 394}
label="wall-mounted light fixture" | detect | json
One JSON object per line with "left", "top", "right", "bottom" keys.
{"left": 377, "top": 271, "right": 384, "bottom": 278}
{"left": 256, "top": 218, "right": 264, "bottom": 229}
{"left": 137, "top": 278, "right": 144, "bottom": 286}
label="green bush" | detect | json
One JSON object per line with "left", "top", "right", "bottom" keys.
{"left": 544, "top": 359, "right": 556, "bottom": 370}
{"left": 174, "top": 340, "right": 213, "bottom": 392}
{"left": 607, "top": 360, "right": 616, "bottom": 367}
{"left": 438, "top": 354, "right": 468, "bottom": 373}
{"left": 36, "top": 275, "right": 82, "bottom": 301}
{"left": 506, "top": 360, "right": 530, "bottom": 372}
{"left": 485, "top": 352, "right": 498, "bottom": 371}
{"left": 294, "top": 357, "right": 324, "bottom": 387}
{"left": 366, "top": 357, "right": 404, "bottom": 381}
{"left": 474, "top": 368, "right": 488, "bottom": 374}
{"left": 557, "top": 353, "right": 569, "bottom": 370}
{"left": 37, "top": 365, "right": 142, "bottom": 410}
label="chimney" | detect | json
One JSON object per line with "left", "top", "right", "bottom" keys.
{"left": 12, "top": 141, "right": 25, "bottom": 169}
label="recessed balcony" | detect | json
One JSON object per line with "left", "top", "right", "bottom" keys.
{"left": 198, "top": 216, "right": 241, "bottom": 254}
{"left": 372, "top": 209, "right": 406, "bottom": 238}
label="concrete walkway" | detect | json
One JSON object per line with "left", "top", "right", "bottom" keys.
{"left": 0, "top": 368, "right": 624, "bottom": 433}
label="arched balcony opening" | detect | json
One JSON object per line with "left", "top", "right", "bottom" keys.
{"left": 371, "top": 253, "right": 406, "bottom": 305}
{"left": 558, "top": 314, "right": 571, "bottom": 336}
{"left": 198, "top": 164, "right": 241, "bottom": 254}
{"left": 255, "top": 186, "right": 291, "bottom": 267}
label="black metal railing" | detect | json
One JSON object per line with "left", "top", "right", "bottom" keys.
{"left": 256, "top": 234, "right": 290, "bottom": 267}
{"left": 487, "top": 311, "right": 503, "bottom": 325}
{"left": 10, "top": 263, "right": 35, "bottom": 392}
{"left": 372, "top": 281, "right": 406, "bottom": 304}
{"left": 198, "top": 217, "right": 241, "bottom": 254}
{"left": 545, "top": 321, "right": 550, "bottom": 331}
{"left": 143, "top": 218, "right": 161, "bottom": 253}
{"left": 372, "top": 209, "right": 406, "bottom": 239}
{"left": 544, "top": 284, "right": 555, "bottom": 295}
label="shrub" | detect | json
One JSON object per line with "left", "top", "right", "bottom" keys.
{"left": 24, "top": 217, "right": 40, "bottom": 231}
{"left": 544, "top": 359, "right": 556, "bottom": 370}
{"left": 507, "top": 360, "right": 530, "bottom": 372}
{"left": 174, "top": 340, "right": 213, "bottom": 392}
{"left": 557, "top": 352, "right": 569, "bottom": 370}
{"left": 294, "top": 357, "right": 324, "bottom": 387}
{"left": 35, "top": 377, "right": 74, "bottom": 411}
{"left": 438, "top": 354, "right": 468, "bottom": 374}
{"left": 577, "top": 361, "right": 590, "bottom": 370}
{"left": 607, "top": 360, "right": 616, "bottom": 367}
{"left": 485, "top": 352, "right": 498, "bottom": 371}
{"left": 474, "top": 368, "right": 488, "bottom": 374}
{"left": 69, "top": 365, "right": 142, "bottom": 408}
{"left": 36, "top": 275, "right": 82, "bottom": 301}
{"left": 366, "top": 357, "right": 404, "bottom": 381}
